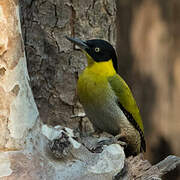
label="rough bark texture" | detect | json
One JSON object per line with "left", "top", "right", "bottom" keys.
{"left": 20, "top": 0, "right": 116, "bottom": 128}
{"left": 0, "top": 0, "right": 38, "bottom": 151}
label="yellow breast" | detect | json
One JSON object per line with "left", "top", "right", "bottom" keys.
{"left": 77, "top": 59, "right": 116, "bottom": 104}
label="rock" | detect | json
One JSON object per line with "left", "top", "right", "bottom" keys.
{"left": 42, "top": 124, "right": 125, "bottom": 180}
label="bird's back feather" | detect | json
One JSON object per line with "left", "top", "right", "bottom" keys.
{"left": 108, "top": 74, "right": 146, "bottom": 152}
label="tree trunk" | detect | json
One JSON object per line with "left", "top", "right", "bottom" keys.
{"left": 0, "top": 0, "right": 39, "bottom": 151}
{"left": 20, "top": 0, "right": 116, "bottom": 129}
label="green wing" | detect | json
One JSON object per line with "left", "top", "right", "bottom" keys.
{"left": 108, "top": 74, "right": 146, "bottom": 151}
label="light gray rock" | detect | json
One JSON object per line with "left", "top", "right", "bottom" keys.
{"left": 42, "top": 124, "right": 125, "bottom": 180}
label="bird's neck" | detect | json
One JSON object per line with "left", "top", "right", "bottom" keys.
{"left": 85, "top": 53, "right": 116, "bottom": 77}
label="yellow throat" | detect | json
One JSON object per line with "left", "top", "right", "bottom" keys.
{"left": 84, "top": 52, "right": 116, "bottom": 77}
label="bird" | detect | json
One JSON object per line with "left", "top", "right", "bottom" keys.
{"left": 65, "top": 36, "right": 146, "bottom": 156}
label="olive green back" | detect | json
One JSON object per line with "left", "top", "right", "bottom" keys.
{"left": 108, "top": 74, "right": 144, "bottom": 133}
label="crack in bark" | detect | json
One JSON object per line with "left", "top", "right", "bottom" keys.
{"left": 39, "top": 0, "right": 47, "bottom": 7}
{"left": 92, "top": 0, "right": 97, "bottom": 9}
{"left": 29, "top": 0, "right": 36, "bottom": 8}
{"left": 50, "top": 4, "right": 60, "bottom": 53}
{"left": 108, "top": 25, "right": 111, "bottom": 41}
{"left": 85, "top": 4, "right": 91, "bottom": 19}
{"left": 103, "top": 0, "right": 113, "bottom": 16}
{"left": 69, "top": 0, "right": 76, "bottom": 38}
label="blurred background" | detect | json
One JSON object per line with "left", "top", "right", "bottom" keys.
{"left": 20, "top": 0, "right": 180, "bottom": 179}
{"left": 116, "top": 1, "right": 180, "bottom": 179}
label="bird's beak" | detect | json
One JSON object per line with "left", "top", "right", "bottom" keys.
{"left": 65, "top": 36, "right": 89, "bottom": 50}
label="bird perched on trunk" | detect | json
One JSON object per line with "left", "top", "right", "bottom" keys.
{"left": 65, "top": 36, "right": 146, "bottom": 156}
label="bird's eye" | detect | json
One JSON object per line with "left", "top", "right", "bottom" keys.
{"left": 94, "top": 47, "right": 100, "bottom": 52}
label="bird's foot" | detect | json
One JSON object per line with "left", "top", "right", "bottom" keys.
{"left": 114, "top": 134, "right": 127, "bottom": 148}
{"left": 95, "top": 134, "right": 127, "bottom": 149}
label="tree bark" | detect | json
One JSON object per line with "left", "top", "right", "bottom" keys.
{"left": 0, "top": 0, "right": 38, "bottom": 152}
{"left": 20, "top": 0, "right": 116, "bottom": 128}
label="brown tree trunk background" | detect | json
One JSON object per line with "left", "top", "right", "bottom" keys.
{"left": 20, "top": 0, "right": 180, "bottom": 179}
{"left": 116, "top": 1, "right": 180, "bottom": 179}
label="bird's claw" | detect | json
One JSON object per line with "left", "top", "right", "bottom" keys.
{"left": 114, "top": 134, "right": 128, "bottom": 148}
{"left": 95, "top": 135, "right": 127, "bottom": 149}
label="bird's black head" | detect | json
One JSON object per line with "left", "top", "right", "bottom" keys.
{"left": 65, "top": 36, "right": 118, "bottom": 71}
